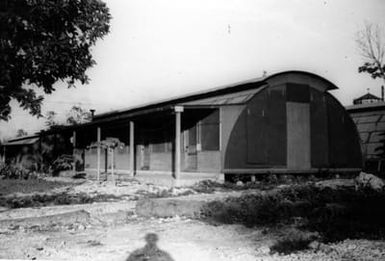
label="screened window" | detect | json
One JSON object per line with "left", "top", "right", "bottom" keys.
{"left": 200, "top": 110, "right": 220, "bottom": 151}
{"left": 151, "top": 129, "right": 172, "bottom": 153}
{"left": 117, "top": 145, "right": 128, "bottom": 154}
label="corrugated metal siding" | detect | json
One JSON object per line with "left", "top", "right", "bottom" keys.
{"left": 246, "top": 90, "right": 269, "bottom": 164}
{"left": 266, "top": 85, "right": 287, "bottom": 165}
{"left": 327, "top": 95, "right": 349, "bottom": 166}
{"left": 225, "top": 83, "right": 362, "bottom": 171}
{"left": 310, "top": 88, "right": 329, "bottom": 167}
{"left": 327, "top": 94, "right": 362, "bottom": 167}
{"left": 349, "top": 108, "right": 385, "bottom": 159}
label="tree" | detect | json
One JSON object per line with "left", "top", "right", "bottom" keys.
{"left": 16, "top": 129, "right": 28, "bottom": 137}
{"left": 66, "top": 105, "right": 92, "bottom": 125}
{"left": 45, "top": 110, "right": 58, "bottom": 127}
{"left": 356, "top": 23, "right": 385, "bottom": 82}
{"left": 0, "top": 0, "right": 111, "bottom": 121}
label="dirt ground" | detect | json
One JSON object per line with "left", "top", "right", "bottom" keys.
{"left": 1, "top": 217, "right": 385, "bottom": 261}
{"left": 0, "top": 177, "right": 385, "bottom": 260}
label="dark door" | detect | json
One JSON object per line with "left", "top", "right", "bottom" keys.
{"left": 184, "top": 126, "right": 198, "bottom": 171}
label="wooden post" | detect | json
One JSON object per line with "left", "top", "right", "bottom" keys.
{"left": 111, "top": 148, "right": 115, "bottom": 185}
{"left": 129, "top": 121, "right": 135, "bottom": 177}
{"left": 2, "top": 146, "right": 6, "bottom": 163}
{"left": 97, "top": 127, "right": 101, "bottom": 182}
{"left": 174, "top": 106, "right": 183, "bottom": 184}
{"left": 72, "top": 130, "right": 76, "bottom": 175}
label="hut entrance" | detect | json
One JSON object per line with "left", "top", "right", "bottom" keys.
{"left": 184, "top": 125, "right": 198, "bottom": 171}
{"left": 286, "top": 102, "right": 311, "bottom": 169}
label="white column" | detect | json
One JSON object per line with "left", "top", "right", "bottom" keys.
{"left": 72, "top": 130, "right": 76, "bottom": 175}
{"left": 174, "top": 106, "right": 184, "bottom": 182}
{"left": 111, "top": 148, "right": 115, "bottom": 184}
{"left": 97, "top": 127, "right": 101, "bottom": 182}
{"left": 129, "top": 121, "right": 135, "bottom": 177}
{"left": 2, "top": 146, "right": 6, "bottom": 163}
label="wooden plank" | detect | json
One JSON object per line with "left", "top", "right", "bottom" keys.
{"left": 286, "top": 102, "right": 311, "bottom": 169}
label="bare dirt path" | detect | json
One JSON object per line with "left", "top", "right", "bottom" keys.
{"left": 1, "top": 177, "right": 385, "bottom": 260}
{"left": 1, "top": 217, "right": 384, "bottom": 261}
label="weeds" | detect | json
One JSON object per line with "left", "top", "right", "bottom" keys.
{"left": 0, "top": 192, "right": 131, "bottom": 209}
{"left": 200, "top": 185, "right": 385, "bottom": 243}
{"left": 270, "top": 229, "right": 318, "bottom": 255}
{"left": 50, "top": 155, "right": 73, "bottom": 176}
{"left": 0, "top": 163, "right": 37, "bottom": 180}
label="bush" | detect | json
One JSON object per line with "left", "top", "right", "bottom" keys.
{"left": 0, "top": 192, "right": 125, "bottom": 209}
{"left": 270, "top": 229, "right": 317, "bottom": 255}
{"left": 0, "top": 163, "right": 34, "bottom": 179}
{"left": 50, "top": 154, "right": 73, "bottom": 176}
{"left": 200, "top": 185, "right": 385, "bottom": 242}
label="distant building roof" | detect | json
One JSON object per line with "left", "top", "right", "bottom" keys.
{"left": 3, "top": 135, "right": 39, "bottom": 146}
{"left": 353, "top": 92, "right": 382, "bottom": 105}
{"left": 346, "top": 101, "right": 385, "bottom": 112}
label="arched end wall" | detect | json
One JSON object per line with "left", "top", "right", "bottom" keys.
{"left": 224, "top": 73, "right": 362, "bottom": 171}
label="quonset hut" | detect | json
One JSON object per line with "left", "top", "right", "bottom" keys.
{"left": 5, "top": 71, "right": 361, "bottom": 186}
{"left": 346, "top": 98, "right": 385, "bottom": 175}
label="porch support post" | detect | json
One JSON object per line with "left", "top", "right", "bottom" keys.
{"left": 174, "top": 106, "right": 184, "bottom": 184}
{"left": 72, "top": 130, "right": 76, "bottom": 175}
{"left": 97, "top": 127, "right": 101, "bottom": 182}
{"left": 2, "top": 146, "right": 6, "bottom": 163}
{"left": 129, "top": 121, "right": 135, "bottom": 177}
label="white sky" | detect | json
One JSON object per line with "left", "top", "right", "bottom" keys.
{"left": 1, "top": 0, "right": 385, "bottom": 139}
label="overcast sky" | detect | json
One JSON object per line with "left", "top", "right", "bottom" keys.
{"left": 1, "top": 0, "right": 385, "bottom": 139}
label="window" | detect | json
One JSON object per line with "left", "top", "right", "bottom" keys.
{"left": 152, "top": 142, "right": 168, "bottom": 153}
{"left": 200, "top": 110, "right": 220, "bottom": 151}
{"left": 117, "top": 145, "right": 128, "bottom": 154}
{"left": 151, "top": 129, "right": 172, "bottom": 153}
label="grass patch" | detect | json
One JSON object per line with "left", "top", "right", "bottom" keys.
{"left": 0, "top": 192, "right": 135, "bottom": 209}
{"left": 270, "top": 229, "right": 317, "bottom": 255}
{"left": 200, "top": 184, "right": 385, "bottom": 243}
{"left": 0, "top": 179, "right": 72, "bottom": 196}
{"left": 135, "top": 188, "right": 195, "bottom": 198}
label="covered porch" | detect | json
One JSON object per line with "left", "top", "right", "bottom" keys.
{"left": 74, "top": 105, "right": 223, "bottom": 186}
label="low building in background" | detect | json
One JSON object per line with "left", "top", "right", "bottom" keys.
{"left": 346, "top": 91, "right": 385, "bottom": 175}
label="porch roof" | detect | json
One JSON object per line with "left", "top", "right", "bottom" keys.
{"left": 3, "top": 136, "right": 39, "bottom": 146}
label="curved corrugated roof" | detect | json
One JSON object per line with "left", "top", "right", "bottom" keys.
{"left": 94, "top": 70, "right": 337, "bottom": 121}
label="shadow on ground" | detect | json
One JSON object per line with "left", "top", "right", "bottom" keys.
{"left": 126, "top": 233, "right": 174, "bottom": 261}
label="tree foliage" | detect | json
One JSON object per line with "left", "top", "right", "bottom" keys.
{"left": 45, "top": 110, "right": 58, "bottom": 127}
{"left": 356, "top": 23, "right": 385, "bottom": 81}
{"left": 16, "top": 128, "right": 28, "bottom": 137}
{"left": 0, "top": 0, "right": 111, "bottom": 121}
{"left": 66, "top": 105, "right": 91, "bottom": 125}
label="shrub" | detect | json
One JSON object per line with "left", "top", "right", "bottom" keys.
{"left": 270, "top": 229, "right": 317, "bottom": 255}
{"left": 50, "top": 154, "right": 73, "bottom": 176}
{"left": 0, "top": 163, "right": 32, "bottom": 179}
{"left": 200, "top": 185, "right": 385, "bottom": 242}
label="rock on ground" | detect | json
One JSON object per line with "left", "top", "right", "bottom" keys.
{"left": 355, "top": 171, "right": 385, "bottom": 191}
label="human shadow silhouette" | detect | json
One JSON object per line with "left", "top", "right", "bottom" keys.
{"left": 126, "top": 233, "right": 174, "bottom": 261}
